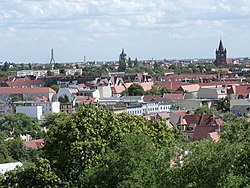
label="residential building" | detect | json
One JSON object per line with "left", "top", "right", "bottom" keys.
{"left": 230, "top": 99, "right": 250, "bottom": 116}
{"left": 60, "top": 103, "right": 74, "bottom": 114}
{"left": 175, "top": 113, "right": 223, "bottom": 141}
{"left": 126, "top": 101, "right": 172, "bottom": 116}
{"left": 197, "top": 87, "right": 227, "bottom": 99}
{"left": 181, "top": 99, "right": 215, "bottom": 111}
{"left": 1, "top": 79, "right": 45, "bottom": 88}
{"left": 15, "top": 106, "right": 43, "bottom": 120}
{"left": 176, "top": 84, "right": 200, "bottom": 94}
{"left": 14, "top": 101, "right": 60, "bottom": 116}
{"left": 64, "top": 69, "right": 82, "bottom": 76}
{"left": 0, "top": 87, "right": 56, "bottom": 102}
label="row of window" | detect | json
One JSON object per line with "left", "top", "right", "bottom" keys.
{"left": 127, "top": 105, "right": 171, "bottom": 115}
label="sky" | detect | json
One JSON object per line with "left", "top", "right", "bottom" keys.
{"left": 0, "top": 0, "right": 250, "bottom": 63}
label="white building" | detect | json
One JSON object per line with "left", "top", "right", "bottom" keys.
{"left": 0, "top": 162, "right": 23, "bottom": 174}
{"left": 14, "top": 101, "right": 60, "bottom": 120}
{"left": 16, "top": 106, "right": 43, "bottom": 120}
{"left": 126, "top": 101, "right": 171, "bottom": 116}
{"left": 0, "top": 87, "right": 56, "bottom": 102}
{"left": 65, "top": 69, "right": 82, "bottom": 76}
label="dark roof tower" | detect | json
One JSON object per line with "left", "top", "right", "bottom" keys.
{"left": 214, "top": 40, "right": 227, "bottom": 66}
{"left": 218, "top": 39, "right": 224, "bottom": 52}
{"left": 119, "top": 48, "right": 127, "bottom": 62}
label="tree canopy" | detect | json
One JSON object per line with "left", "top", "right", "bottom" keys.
{"left": 127, "top": 83, "right": 145, "bottom": 96}
{"left": 43, "top": 104, "right": 174, "bottom": 184}
{"left": 2, "top": 104, "right": 250, "bottom": 187}
{"left": 194, "top": 106, "right": 219, "bottom": 116}
{"left": 0, "top": 113, "right": 43, "bottom": 138}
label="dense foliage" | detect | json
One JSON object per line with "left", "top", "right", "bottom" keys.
{"left": 1, "top": 105, "right": 250, "bottom": 187}
{"left": 43, "top": 104, "right": 174, "bottom": 184}
{"left": 0, "top": 113, "right": 43, "bottom": 138}
{"left": 0, "top": 113, "right": 44, "bottom": 164}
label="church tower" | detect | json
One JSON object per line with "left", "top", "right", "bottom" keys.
{"left": 214, "top": 40, "right": 227, "bottom": 66}
{"left": 119, "top": 48, "right": 127, "bottom": 63}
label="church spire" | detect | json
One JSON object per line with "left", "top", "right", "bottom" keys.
{"left": 218, "top": 39, "right": 224, "bottom": 52}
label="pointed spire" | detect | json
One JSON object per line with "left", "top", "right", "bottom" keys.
{"left": 218, "top": 39, "right": 224, "bottom": 52}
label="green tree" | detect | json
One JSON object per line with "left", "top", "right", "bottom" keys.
{"left": 0, "top": 113, "right": 43, "bottom": 138}
{"left": 134, "top": 58, "right": 139, "bottom": 67}
{"left": 28, "top": 63, "right": 32, "bottom": 70}
{"left": 1, "top": 158, "right": 62, "bottom": 187}
{"left": 0, "top": 132, "right": 13, "bottom": 163}
{"left": 118, "top": 60, "right": 126, "bottom": 72}
{"left": 11, "top": 95, "right": 21, "bottom": 102}
{"left": 2, "top": 61, "right": 9, "bottom": 71}
{"left": 120, "top": 88, "right": 128, "bottom": 96}
{"left": 194, "top": 106, "right": 219, "bottom": 116}
{"left": 0, "top": 71, "right": 9, "bottom": 77}
{"left": 43, "top": 104, "right": 174, "bottom": 184}
{"left": 47, "top": 70, "right": 54, "bottom": 76}
{"left": 145, "top": 82, "right": 171, "bottom": 95}
{"left": 153, "top": 62, "right": 164, "bottom": 74}
{"left": 127, "top": 57, "right": 133, "bottom": 68}
{"left": 58, "top": 94, "right": 69, "bottom": 103}
{"left": 6, "top": 137, "right": 40, "bottom": 163}
{"left": 127, "top": 83, "right": 145, "bottom": 96}
{"left": 217, "top": 96, "right": 230, "bottom": 113}
{"left": 82, "top": 133, "right": 171, "bottom": 188}
{"left": 171, "top": 140, "right": 241, "bottom": 188}
{"left": 50, "top": 84, "right": 59, "bottom": 93}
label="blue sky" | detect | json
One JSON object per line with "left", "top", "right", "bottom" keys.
{"left": 0, "top": 0, "right": 250, "bottom": 63}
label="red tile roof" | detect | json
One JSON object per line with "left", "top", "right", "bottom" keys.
{"left": 192, "top": 126, "right": 219, "bottom": 141}
{"left": 23, "top": 139, "right": 45, "bottom": 149}
{"left": 112, "top": 86, "right": 126, "bottom": 94}
{"left": 2, "top": 80, "right": 45, "bottom": 87}
{"left": 198, "top": 81, "right": 241, "bottom": 87}
{"left": 160, "top": 81, "right": 188, "bottom": 91}
{"left": 208, "top": 131, "right": 220, "bottom": 142}
{"left": 181, "top": 114, "right": 223, "bottom": 141}
{"left": 165, "top": 73, "right": 217, "bottom": 79}
{"left": 0, "top": 87, "right": 56, "bottom": 94}
{"left": 235, "top": 85, "right": 250, "bottom": 96}
{"left": 125, "top": 82, "right": 154, "bottom": 91}
{"left": 143, "top": 95, "right": 162, "bottom": 101}
{"left": 14, "top": 78, "right": 31, "bottom": 82}
{"left": 75, "top": 97, "right": 96, "bottom": 103}
{"left": 176, "top": 84, "right": 200, "bottom": 93}
{"left": 163, "top": 93, "right": 184, "bottom": 100}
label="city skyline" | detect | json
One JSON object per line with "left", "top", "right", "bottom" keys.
{"left": 0, "top": 0, "right": 250, "bottom": 63}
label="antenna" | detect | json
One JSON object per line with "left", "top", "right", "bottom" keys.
{"left": 49, "top": 48, "right": 56, "bottom": 64}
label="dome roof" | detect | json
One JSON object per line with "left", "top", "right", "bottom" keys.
{"left": 120, "top": 48, "right": 127, "bottom": 57}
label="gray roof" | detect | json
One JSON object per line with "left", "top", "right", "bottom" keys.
{"left": 120, "top": 96, "right": 143, "bottom": 101}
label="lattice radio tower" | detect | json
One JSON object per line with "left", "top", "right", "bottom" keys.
{"left": 49, "top": 48, "right": 56, "bottom": 64}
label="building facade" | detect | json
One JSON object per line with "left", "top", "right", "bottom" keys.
{"left": 214, "top": 40, "right": 227, "bottom": 66}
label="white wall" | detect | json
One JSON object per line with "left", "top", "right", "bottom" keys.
{"left": 97, "top": 85, "right": 112, "bottom": 98}
{"left": 51, "top": 101, "right": 60, "bottom": 113}
{"left": 16, "top": 106, "right": 43, "bottom": 120}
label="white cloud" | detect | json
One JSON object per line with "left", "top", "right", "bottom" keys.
{"left": 0, "top": 0, "right": 250, "bottom": 62}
